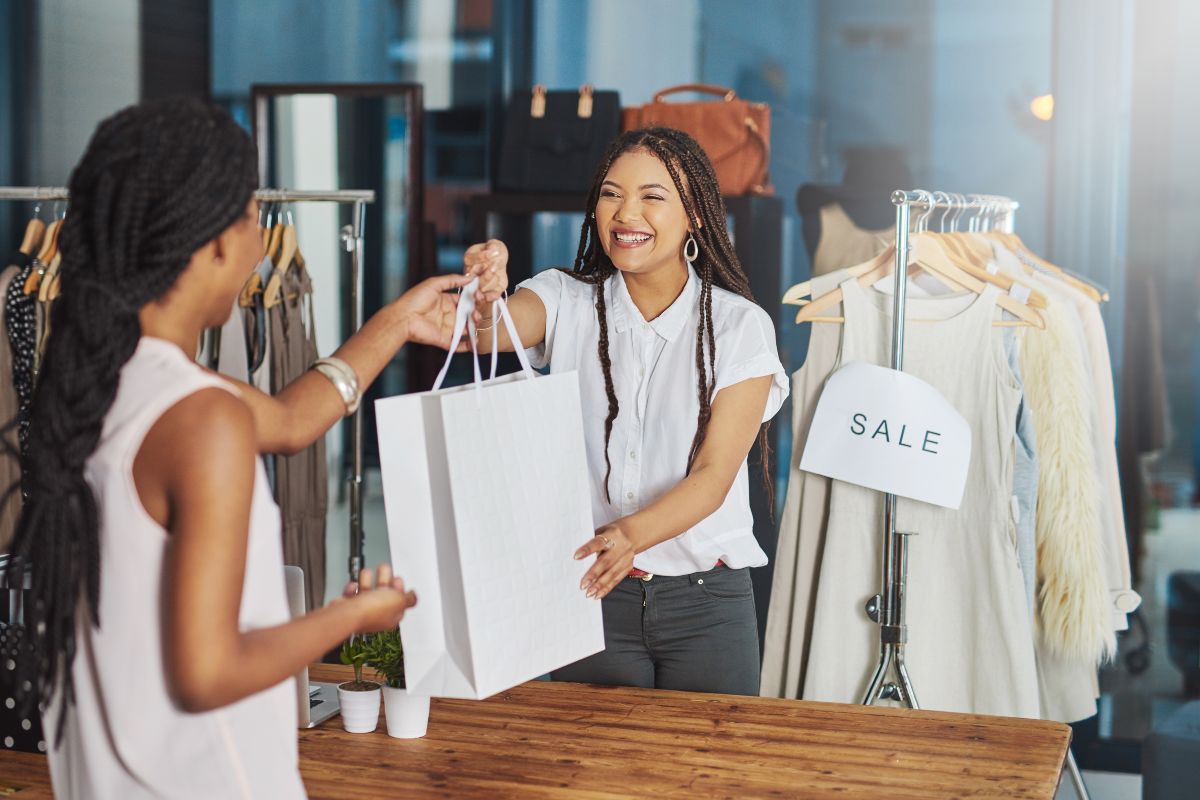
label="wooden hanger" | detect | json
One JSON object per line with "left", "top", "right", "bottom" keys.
{"left": 940, "top": 231, "right": 1049, "bottom": 309}
{"left": 19, "top": 217, "right": 46, "bottom": 256}
{"left": 795, "top": 233, "right": 1045, "bottom": 328}
{"left": 785, "top": 234, "right": 968, "bottom": 314}
{"left": 40, "top": 252, "right": 62, "bottom": 302}
{"left": 783, "top": 242, "right": 898, "bottom": 309}
{"left": 990, "top": 231, "right": 1105, "bottom": 302}
{"left": 262, "top": 223, "right": 298, "bottom": 309}
{"left": 239, "top": 271, "right": 263, "bottom": 308}
{"left": 24, "top": 219, "right": 63, "bottom": 294}
{"left": 783, "top": 231, "right": 1049, "bottom": 312}
{"left": 259, "top": 202, "right": 276, "bottom": 252}
{"left": 265, "top": 221, "right": 285, "bottom": 266}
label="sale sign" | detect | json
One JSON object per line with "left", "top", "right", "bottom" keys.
{"left": 800, "top": 361, "right": 972, "bottom": 509}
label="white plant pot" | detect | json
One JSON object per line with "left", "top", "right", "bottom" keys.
{"left": 383, "top": 686, "right": 430, "bottom": 739}
{"left": 337, "top": 682, "right": 381, "bottom": 734}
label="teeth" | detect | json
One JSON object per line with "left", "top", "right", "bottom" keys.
{"left": 615, "top": 232, "right": 651, "bottom": 243}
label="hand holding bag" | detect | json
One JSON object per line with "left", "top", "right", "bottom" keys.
{"left": 621, "top": 84, "right": 772, "bottom": 196}
{"left": 375, "top": 281, "right": 604, "bottom": 699}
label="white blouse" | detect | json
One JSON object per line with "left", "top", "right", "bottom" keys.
{"left": 517, "top": 265, "right": 788, "bottom": 575}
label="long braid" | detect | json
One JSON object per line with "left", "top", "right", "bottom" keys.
{"left": 8, "top": 98, "right": 258, "bottom": 732}
{"left": 563, "top": 127, "right": 776, "bottom": 513}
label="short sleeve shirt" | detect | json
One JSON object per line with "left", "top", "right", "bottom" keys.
{"left": 516, "top": 265, "right": 788, "bottom": 575}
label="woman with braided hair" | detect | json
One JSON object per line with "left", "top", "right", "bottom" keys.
{"left": 9, "top": 98, "right": 474, "bottom": 798}
{"left": 461, "top": 127, "right": 788, "bottom": 694}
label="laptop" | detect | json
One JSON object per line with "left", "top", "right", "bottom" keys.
{"left": 283, "top": 566, "right": 340, "bottom": 728}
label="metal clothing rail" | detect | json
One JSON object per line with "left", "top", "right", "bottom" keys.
{"left": 1, "top": 185, "right": 376, "bottom": 584}
{"left": 862, "top": 189, "right": 1089, "bottom": 800}
{"left": 861, "top": 189, "right": 1019, "bottom": 710}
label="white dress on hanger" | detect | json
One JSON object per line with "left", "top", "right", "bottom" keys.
{"left": 801, "top": 279, "right": 1040, "bottom": 718}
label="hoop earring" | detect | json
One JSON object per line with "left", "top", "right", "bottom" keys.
{"left": 684, "top": 234, "right": 699, "bottom": 263}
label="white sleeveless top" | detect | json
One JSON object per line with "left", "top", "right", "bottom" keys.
{"left": 44, "top": 337, "right": 304, "bottom": 799}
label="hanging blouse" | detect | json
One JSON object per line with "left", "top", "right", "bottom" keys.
{"left": 4, "top": 258, "right": 36, "bottom": 457}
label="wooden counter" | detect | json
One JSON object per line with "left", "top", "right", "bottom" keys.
{"left": 1, "top": 663, "right": 1070, "bottom": 798}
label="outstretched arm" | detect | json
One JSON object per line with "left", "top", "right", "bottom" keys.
{"left": 574, "top": 375, "right": 774, "bottom": 598}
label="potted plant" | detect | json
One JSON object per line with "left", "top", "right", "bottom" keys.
{"left": 337, "top": 634, "right": 381, "bottom": 733}
{"left": 364, "top": 627, "right": 429, "bottom": 739}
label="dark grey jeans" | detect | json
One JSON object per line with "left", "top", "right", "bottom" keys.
{"left": 551, "top": 565, "right": 760, "bottom": 695}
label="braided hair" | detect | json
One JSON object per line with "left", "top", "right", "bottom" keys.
{"left": 566, "top": 127, "right": 773, "bottom": 509}
{"left": 8, "top": 98, "right": 258, "bottom": 727}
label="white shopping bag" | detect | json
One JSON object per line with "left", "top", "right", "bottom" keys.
{"left": 376, "top": 279, "right": 604, "bottom": 700}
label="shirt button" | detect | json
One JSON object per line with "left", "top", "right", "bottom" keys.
{"left": 639, "top": 368, "right": 645, "bottom": 377}
{"left": 626, "top": 492, "right": 635, "bottom": 501}
{"left": 629, "top": 451, "right": 637, "bottom": 460}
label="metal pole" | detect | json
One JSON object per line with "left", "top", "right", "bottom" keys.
{"left": 346, "top": 200, "right": 367, "bottom": 581}
{"left": 862, "top": 191, "right": 920, "bottom": 708}
{"left": 0, "top": 187, "right": 379, "bottom": 204}
{"left": 0, "top": 187, "right": 69, "bottom": 201}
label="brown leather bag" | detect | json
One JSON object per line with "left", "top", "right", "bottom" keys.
{"left": 621, "top": 84, "right": 772, "bottom": 196}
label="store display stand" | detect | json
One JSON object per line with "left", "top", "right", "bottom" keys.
{"left": 861, "top": 189, "right": 1088, "bottom": 800}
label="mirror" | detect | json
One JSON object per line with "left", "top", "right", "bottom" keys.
{"left": 252, "top": 82, "right": 427, "bottom": 473}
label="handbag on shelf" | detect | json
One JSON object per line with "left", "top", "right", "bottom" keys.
{"left": 621, "top": 84, "right": 772, "bottom": 197}
{"left": 496, "top": 85, "right": 621, "bottom": 194}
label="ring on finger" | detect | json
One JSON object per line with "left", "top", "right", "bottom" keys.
{"left": 598, "top": 534, "right": 614, "bottom": 551}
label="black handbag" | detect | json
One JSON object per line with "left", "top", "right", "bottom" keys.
{"left": 496, "top": 85, "right": 620, "bottom": 193}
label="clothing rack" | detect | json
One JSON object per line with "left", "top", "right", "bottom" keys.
{"left": 863, "top": 189, "right": 1089, "bottom": 800}
{"left": 1, "top": 185, "right": 376, "bottom": 585}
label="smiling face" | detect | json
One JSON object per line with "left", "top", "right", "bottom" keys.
{"left": 595, "top": 148, "right": 694, "bottom": 277}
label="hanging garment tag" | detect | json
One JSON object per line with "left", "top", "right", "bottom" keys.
{"left": 800, "top": 361, "right": 972, "bottom": 509}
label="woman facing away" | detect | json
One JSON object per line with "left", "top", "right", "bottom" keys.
{"left": 460, "top": 127, "right": 789, "bottom": 695}
{"left": 8, "top": 98, "right": 477, "bottom": 798}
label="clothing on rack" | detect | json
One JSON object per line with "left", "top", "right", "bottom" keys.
{"left": 1007, "top": 333, "right": 1039, "bottom": 621}
{"left": 244, "top": 256, "right": 273, "bottom": 390}
{"left": 793, "top": 277, "right": 1040, "bottom": 717}
{"left": 765, "top": 202, "right": 1131, "bottom": 725}
{"left": 994, "top": 243, "right": 1138, "bottom": 635}
{"left": 809, "top": 203, "right": 891, "bottom": 277}
{"left": 0, "top": 264, "right": 25, "bottom": 553}
{"left": 5, "top": 256, "right": 37, "bottom": 457}
{"left": 207, "top": 230, "right": 328, "bottom": 610}
{"left": 268, "top": 264, "right": 327, "bottom": 613}
{"left": 0, "top": 185, "right": 370, "bottom": 618}
{"left": 760, "top": 268, "right": 849, "bottom": 700}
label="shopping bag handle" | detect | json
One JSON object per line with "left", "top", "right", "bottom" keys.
{"left": 432, "top": 278, "right": 537, "bottom": 391}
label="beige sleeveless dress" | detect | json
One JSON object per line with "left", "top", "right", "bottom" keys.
{"left": 811, "top": 204, "right": 891, "bottom": 277}
{"left": 800, "top": 279, "right": 1040, "bottom": 718}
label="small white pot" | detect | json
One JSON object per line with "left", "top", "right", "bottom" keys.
{"left": 382, "top": 686, "right": 430, "bottom": 739}
{"left": 337, "top": 682, "right": 381, "bottom": 733}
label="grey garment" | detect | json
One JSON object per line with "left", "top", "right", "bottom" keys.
{"left": 215, "top": 299, "right": 249, "bottom": 383}
{"left": 551, "top": 566, "right": 760, "bottom": 695}
{"left": 269, "top": 267, "right": 327, "bottom": 612}
{"left": 1006, "top": 332, "right": 1039, "bottom": 621}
